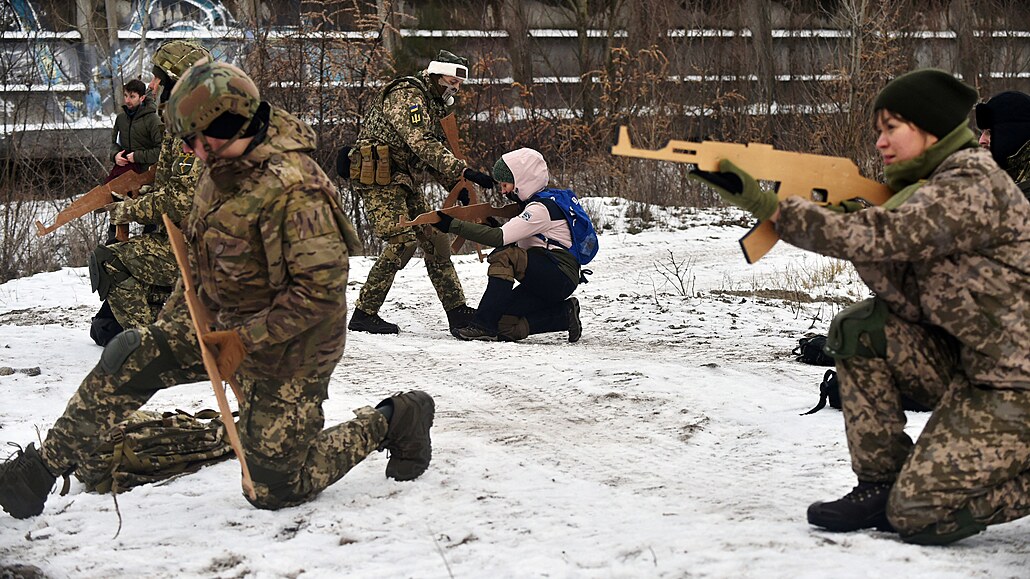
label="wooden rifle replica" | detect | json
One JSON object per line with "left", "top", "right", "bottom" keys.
{"left": 162, "top": 214, "right": 257, "bottom": 501}
{"left": 439, "top": 113, "right": 487, "bottom": 260}
{"left": 400, "top": 201, "right": 523, "bottom": 228}
{"left": 610, "top": 126, "right": 892, "bottom": 263}
{"left": 35, "top": 165, "right": 157, "bottom": 242}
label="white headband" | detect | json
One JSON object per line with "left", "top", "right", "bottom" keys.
{"left": 427, "top": 60, "right": 469, "bottom": 80}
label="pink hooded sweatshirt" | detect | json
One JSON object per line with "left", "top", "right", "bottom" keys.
{"left": 497, "top": 148, "right": 574, "bottom": 250}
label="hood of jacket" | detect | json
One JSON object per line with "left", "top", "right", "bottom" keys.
{"left": 503, "top": 148, "right": 549, "bottom": 201}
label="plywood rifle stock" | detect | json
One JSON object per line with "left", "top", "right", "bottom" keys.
{"left": 439, "top": 113, "right": 486, "bottom": 259}
{"left": 399, "top": 202, "right": 522, "bottom": 228}
{"left": 610, "top": 126, "right": 892, "bottom": 263}
{"left": 35, "top": 165, "right": 156, "bottom": 242}
{"left": 163, "top": 214, "right": 256, "bottom": 501}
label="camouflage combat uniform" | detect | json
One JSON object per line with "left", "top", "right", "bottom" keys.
{"left": 98, "top": 129, "right": 203, "bottom": 329}
{"left": 351, "top": 70, "right": 468, "bottom": 315}
{"left": 43, "top": 105, "right": 388, "bottom": 509}
{"left": 93, "top": 40, "right": 211, "bottom": 335}
{"left": 776, "top": 139, "right": 1030, "bottom": 540}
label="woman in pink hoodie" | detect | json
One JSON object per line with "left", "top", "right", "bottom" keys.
{"left": 431, "top": 147, "right": 584, "bottom": 342}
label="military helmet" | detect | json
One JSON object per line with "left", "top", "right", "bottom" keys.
{"left": 151, "top": 40, "right": 211, "bottom": 82}
{"left": 165, "top": 59, "right": 261, "bottom": 140}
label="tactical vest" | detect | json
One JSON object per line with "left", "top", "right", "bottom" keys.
{"left": 356, "top": 73, "right": 450, "bottom": 177}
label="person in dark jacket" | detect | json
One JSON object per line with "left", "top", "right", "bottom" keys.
{"left": 975, "top": 90, "right": 1030, "bottom": 198}
{"left": 106, "top": 78, "right": 162, "bottom": 183}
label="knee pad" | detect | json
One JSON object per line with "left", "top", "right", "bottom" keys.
{"left": 246, "top": 462, "right": 301, "bottom": 510}
{"left": 89, "top": 245, "right": 131, "bottom": 301}
{"left": 826, "top": 297, "right": 888, "bottom": 360}
{"left": 899, "top": 508, "right": 986, "bottom": 546}
{"left": 386, "top": 235, "right": 418, "bottom": 269}
{"left": 99, "top": 328, "right": 141, "bottom": 374}
{"left": 497, "top": 315, "right": 529, "bottom": 342}
{"left": 103, "top": 327, "right": 180, "bottom": 393}
{"left": 486, "top": 247, "right": 529, "bottom": 282}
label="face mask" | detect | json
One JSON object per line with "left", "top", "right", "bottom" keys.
{"left": 438, "top": 77, "right": 460, "bottom": 103}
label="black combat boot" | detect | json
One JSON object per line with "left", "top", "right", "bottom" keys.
{"left": 348, "top": 308, "right": 399, "bottom": 334}
{"left": 0, "top": 443, "right": 57, "bottom": 519}
{"left": 445, "top": 304, "right": 477, "bottom": 338}
{"left": 808, "top": 481, "right": 895, "bottom": 532}
{"left": 378, "top": 391, "right": 435, "bottom": 481}
{"left": 456, "top": 322, "right": 498, "bottom": 341}
{"left": 566, "top": 297, "right": 582, "bottom": 343}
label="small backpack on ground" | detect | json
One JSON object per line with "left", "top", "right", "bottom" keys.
{"left": 793, "top": 334, "right": 836, "bottom": 366}
{"left": 802, "top": 370, "right": 933, "bottom": 415}
{"left": 75, "top": 409, "right": 234, "bottom": 494}
{"left": 531, "top": 188, "right": 599, "bottom": 266}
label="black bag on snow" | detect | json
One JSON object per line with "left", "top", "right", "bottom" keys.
{"left": 75, "top": 409, "right": 234, "bottom": 493}
{"left": 793, "top": 334, "right": 836, "bottom": 366}
{"left": 802, "top": 370, "right": 933, "bottom": 415}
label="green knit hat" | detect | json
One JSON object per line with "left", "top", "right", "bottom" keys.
{"left": 493, "top": 157, "right": 514, "bottom": 184}
{"left": 873, "top": 69, "right": 978, "bottom": 138}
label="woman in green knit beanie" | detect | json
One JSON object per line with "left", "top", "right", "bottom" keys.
{"left": 691, "top": 68, "right": 1030, "bottom": 546}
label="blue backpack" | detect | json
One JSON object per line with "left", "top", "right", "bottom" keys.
{"left": 530, "top": 188, "right": 599, "bottom": 265}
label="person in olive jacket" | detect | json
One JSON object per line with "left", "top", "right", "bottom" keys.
{"left": 106, "top": 78, "right": 162, "bottom": 182}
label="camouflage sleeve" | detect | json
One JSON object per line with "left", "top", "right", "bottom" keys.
{"left": 112, "top": 133, "right": 201, "bottom": 226}
{"left": 776, "top": 160, "right": 1005, "bottom": 262}
{"left": 383, "top": 88, "right": 465, "bottom": 181}
{"left": 237, "top": 183, "right": 348, "bottom": 352}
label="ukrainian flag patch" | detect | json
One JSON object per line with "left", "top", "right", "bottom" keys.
{"left": 409, "top": 104, "right": 423, "bottom": 125}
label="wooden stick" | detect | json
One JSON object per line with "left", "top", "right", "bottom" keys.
{"left": 162, "top": 214, "right": 256, "bottom": 500}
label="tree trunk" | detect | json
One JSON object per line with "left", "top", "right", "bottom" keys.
{"left": 949, "top": 0, "right": 981, "bottom": 91}
{"left": 744, "top": 0, "right": 776, "bottom": 132}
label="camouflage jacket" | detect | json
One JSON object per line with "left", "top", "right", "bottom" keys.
{"left": 108, "top": 128, "right": 202, "bottom": 229}
{"left": 185, "top": 107, "right": 351, "bottom": 379}
{"left": 355, "top": 71, "right": 465, "bottom": 190}
{"left": 1005, "top": 140, "right": 1030, "bottom": 200}
{"left": 776, "top": 147, "right": 1030, "bottom": 389}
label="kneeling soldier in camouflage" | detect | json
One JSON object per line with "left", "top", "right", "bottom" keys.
{"left": 0, "top": 60, "right": 435, "bottom": 518}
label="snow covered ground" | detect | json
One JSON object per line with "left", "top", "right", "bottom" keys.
{"left": 0, "top": 202, "right": 1026, "bottom": 578}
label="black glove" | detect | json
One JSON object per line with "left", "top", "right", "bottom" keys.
{"left": 335, "top": 146, "right": 352, "bottom": 178}
{"left": 463, "top": 167, "right": 495, "bottom": 189}
{"left": 687, "top": 159, "right": 778, "bottom": 221}
{"left": 431, "top": 210, "right": 454, "bottom": 233}
{"left": 457, "top": 187, "right": 470, "bottom": 206}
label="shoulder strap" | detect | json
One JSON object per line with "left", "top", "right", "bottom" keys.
{"left": 528, "top": 192, "right": 575, "bottom": 251}
{"left": 380, "top": 75, "right": 432, "bottom": 104}
{"left": 534, "top": 197, "right": 566, "bottom": 222}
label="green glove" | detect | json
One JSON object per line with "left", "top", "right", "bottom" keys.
{"left": 688, "top": 159, "right": 778, "bottom": 221}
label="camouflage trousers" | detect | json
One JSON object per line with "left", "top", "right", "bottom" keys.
{"left": 354, "top": 182, "right": 465, "bottom": 315}
{"left": 104, "top": 233, "right": 176, "bottom": 329}
{"left": 837, "top": 314, "right": 1030, "bottom": 537}
{"left": 43, "top": 289, "right": 388, "bottom": 510}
